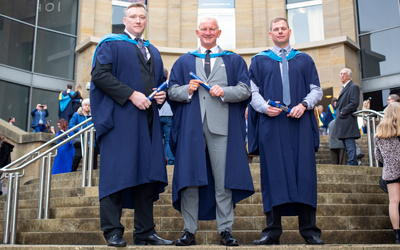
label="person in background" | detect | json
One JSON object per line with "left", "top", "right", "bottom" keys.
{"left": 374, "top": 102, "right": 400, "bottom": 244}
{"left": 387, "top": 94, "right": 400, "bottom": 105}
{"left": 59, "top": 84, "right": 75, "bottom": 122}
{"left": 30, "top": 104, "right": 48, "bottom": 133}
{"left": 51, "top": 119, "right": 74, "bottom": 175}
{"left": 328, "top": 119, "right": 348, "bottom": 165}
{"left": 69, "top": 84, "right": 83, "bottom": 113}
{"left": 0, "top": 132, "right": 14, "bottom": 195}
{"left": 159, "top": 68, "right": 174, "bottom": 165}
{"left": 317, "top": 105, "right": 327, "bottom": 135}
{"left": 68, "top": 98, "right": 98, "bottom": 172}
{"left": 330, "top": 68, "right": 360, "bottom": 166}
{"left": 8, "top": 117, "right": 15, "bottom": 125}
{"left": 325, "top": 97, "right": 337, "bottom": 128}
{"left": 49, "top": 126, "right": 56, "bottom": 134}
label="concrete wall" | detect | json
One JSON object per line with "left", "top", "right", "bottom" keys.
{"left": 0, "top": 119, "right": 56, "bottom": 186}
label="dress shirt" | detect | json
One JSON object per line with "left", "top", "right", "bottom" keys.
{"left": 124, "top": 29, "right": 151, "bottom": 60}
{"left": 250, "top": 45, "right": 322, "bottom": 114}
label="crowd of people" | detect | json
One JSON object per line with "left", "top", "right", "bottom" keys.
{"left": 2, "top": 2, "right": 400, "bottom": 247}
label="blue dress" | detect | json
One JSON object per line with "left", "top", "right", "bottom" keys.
{"left": 52, "top": 131, "right": 74, "bottom": 175}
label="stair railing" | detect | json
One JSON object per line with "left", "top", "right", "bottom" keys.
{"left": 352, "top": 109, "right": 384, "bottom": 167}
{"left": 0, "top": 118, "right": 96, "bottom": 244}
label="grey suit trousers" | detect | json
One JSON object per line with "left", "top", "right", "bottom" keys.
{"left": 180, "top": 116, "right": 234, "bottom": 234}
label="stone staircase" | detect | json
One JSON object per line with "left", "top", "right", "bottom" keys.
{"left": 0, "top": 163, "right": 393, "bottom": 246}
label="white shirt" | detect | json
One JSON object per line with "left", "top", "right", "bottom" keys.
{"left": 124, "top": 29, "right": 151, "bottom": 60}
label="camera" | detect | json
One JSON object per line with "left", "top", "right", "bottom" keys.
{"left": 40, "top": 105, "right": 45, "bottom": 108}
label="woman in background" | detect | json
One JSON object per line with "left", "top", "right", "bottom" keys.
{"left": 68, "top": 84, "right": 83, "bottom": 113}
{"left": 0, "top": 133, "right": 14, "bottom": 195}
{"left": 374, "top": 102, "right": 400, "bottom": 244}
{"left": 52, "top": 119, "right": 74, "bottom": 175}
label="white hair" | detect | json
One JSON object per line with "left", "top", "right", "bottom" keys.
{"left": 82, "top": 98, "right": 90, "bottom": 106}
{"left": 198, "top": 17, "right": 219, "bottom": 30}
{"left": 340, "top": 68, "right": 352, "bottom": 78}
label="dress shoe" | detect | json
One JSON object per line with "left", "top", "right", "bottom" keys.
{"left": 253, "top": 236, "right": 280, "bottom": 245}
{"left": 220, "top": 231, "right": 239, "bottom": 246}
{"left": 175, "top": 230, "right": 196, "bottom": 246}
{"left": 394, "top": 229, "right": 400, "bottom": 244}
{"left": 107, "top": 234, "right": 127, "bottom": 247}
{"left": 135, "top": 233, "right": 174, "bottom": 245}
{"left": 304, "top": 235, "right": 324, "bottom": 245}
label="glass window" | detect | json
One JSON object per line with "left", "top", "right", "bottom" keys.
{"left": 0, "top": 0, "right": 37, "bottom": 25}
{"left": 38, "top": 0, "right": 78, "bottom": 35}
{"left": 357, "top": 0, "right": 400, "bottom": 34}
{"left": 112, "top": 5, "right": 125, "bottom": 34}
{"left": 113, "top": 0, "right": 146, "bottom": 4}
{"left": 0, "top": 80, "right": 30, "bottom": 131}
{"left": 30, "top": 88, "right": 60, "bottom": 132}
{"left": 34, "top": 29, "right": 76, "bottom": 79}
{"left": 360, "top": 27, "right": 400, "bottom": 78}
{"left": 0, "top": 16, "right": 34, "bottom": 71}
{"left": 287, "top": 0, "right": 324, "bottom": 44}
{"left": 198, "top": 0, "right": 235, "bottom": 8}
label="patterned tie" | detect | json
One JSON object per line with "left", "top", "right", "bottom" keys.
{"left": 204, "top": 49, "right": 211, "bottom": 78}
{"left": 135, "top": 37, "right": 148, "bottom": 62}
{"left": 281, "top": 49, "right": 291, "bottom": 106}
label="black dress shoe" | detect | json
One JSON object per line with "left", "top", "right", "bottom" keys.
{"left": 220, "top": 231, "right": 239, "bottom": 246}
{"left": 135, "top": 233, "right": 174, "bottom": 245}
{"left": 175, "top": 230, "right": 196, "bottom": 246}
{"left": 107, "top": 234, "right": 127, "bottom": 247}
{"left": 253, "top": 236, "right": 280, "bottom": 245}
{"left": 304, "top": 235, "right": 324, "bottom": 245}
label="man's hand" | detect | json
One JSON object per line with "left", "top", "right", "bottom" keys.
{"left": 188, "top": 79, "right": 201, "bottom": 95}
{"left": 266, "top": 101, "right": 282, "bottom": 117}
{"left": 288, "top": 103, "right": 306, "bottom": 118}
{"left": 210, "top": 85, "right": 225, "bottom": 97}
{"left": 153, "top": 90, "right": 166, "bottom": 105}
{"left": 43, "top": 104, "right": 47, "bottom": 110}
{"left": 128, "top": 91, "right": 151, "bottom": 110}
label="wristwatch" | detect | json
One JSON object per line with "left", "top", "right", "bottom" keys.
{"left": 301, "top": 101, "right": 308, "bottom": 109}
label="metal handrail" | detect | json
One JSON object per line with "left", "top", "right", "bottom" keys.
{"left": 1, "top": 118, "right": 96, "bottom": 244}
{"left": 352, "top": 109, "right": 384, "bottom": 167}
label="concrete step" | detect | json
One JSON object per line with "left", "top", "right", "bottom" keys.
{"left": 7, "top": 216, "right": 391, "bottom": 233}
{"left": 3, "top": 229, "right": 393, "bottom": 245}
{"left": 1, "top": 245, "right": 400, "bottom": 250}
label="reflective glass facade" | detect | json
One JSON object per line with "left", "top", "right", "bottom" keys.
{"left": 0, "top": 0, "right": 78, "bottom": 131}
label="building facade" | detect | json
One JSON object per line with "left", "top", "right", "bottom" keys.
{"left": 1, "top": 0, "right": 399, "bottom": 131}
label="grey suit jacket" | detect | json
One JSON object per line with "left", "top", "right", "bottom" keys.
{"left": 168, "top": 47, "right": 250, "bottom": 136}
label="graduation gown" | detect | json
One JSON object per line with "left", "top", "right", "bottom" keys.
{"left": 248, "top": 50, "right": 320, "bottom": 216}
{"left": 90, "top": 34, "right": 168, "bottom": 208}
{"left": 169, "top": 52, "right": 255, "bottom": 220}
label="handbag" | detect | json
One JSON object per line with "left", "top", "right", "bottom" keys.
{"left": 72, "top": 135, "right": 82, "bottom": 147}
{"left": 379, "top": 176, "right": 388, "bottom": 193}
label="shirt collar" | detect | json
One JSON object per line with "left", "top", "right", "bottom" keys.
{"left": 124, "top": 29, "right": 144, "bottom": 40}
{"left": 200, "top": 45, "right": 219, "bottom": 54}
{"left": 342, "top": 80, "right": 351, "bottom": 88}
{"left": 272, "top": 44, "right": 292, "bottom": 56}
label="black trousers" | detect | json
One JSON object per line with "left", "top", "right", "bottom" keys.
{"left": 71, "top": 145, "right": 99, "bottom": 172}
{"left": 261, "top": 203, "right": 321, "bottom": 240}
{"left": 100, "top": 183, "right": 157, "bottom": 243}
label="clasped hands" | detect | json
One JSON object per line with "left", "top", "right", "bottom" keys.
{"left": 266, "top": 101, "right": 306, "bottom": 118}
{"left": 188, "top": 79, "right": 224, "bottom": 97}
{"left": 129, "top": 89, "right": 166, "bottom": 110}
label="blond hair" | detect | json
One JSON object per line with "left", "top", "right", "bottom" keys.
{"left": 376, "top": 102, "right": 400, "bottom": 138}
{"left": 75, "top": 84, "right": 82, "bottom": 97}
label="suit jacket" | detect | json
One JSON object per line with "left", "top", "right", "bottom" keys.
{"left": 30, "top": 109, "right": 49, "bottom": 128}
{"left": 331, "top": 80, "right": 360, "bottom": 139}
{"left": 168, "top": 47, "right": 250, "bottom": 136}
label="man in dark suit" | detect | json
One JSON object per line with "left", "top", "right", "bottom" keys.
{"left": 90, "top": 2, "right": 173, "bottom": 247}
{"left": 30, "top": 104, "right": 48, "bottom": 132}
{"left": 331, "top": 68, "right": 360, "bottom": 165}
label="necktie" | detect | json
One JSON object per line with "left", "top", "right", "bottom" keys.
{"left": 205, "top": 49, "right": 211, "bottom": 78}
{"left": 281, "top": 49, "right": 291, "bottom": 106}
{"left": 135, "top": 38, "right": 148, "bottom": 62}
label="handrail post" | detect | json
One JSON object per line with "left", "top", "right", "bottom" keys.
{"left": 37, "top": 156, "right": 46, "bottom": 219}
{"left": 10, "top": 172, "right": 20, "bottom": 244}
{"left": 87, "top": 127, "right": 94, "bottom": 187}
{"left": 372, "top": 117, "right": 378, "bottom": 167}
{"left": 81, "top": 130, "right": 88, "bottom": 187}
{"left": 366, "top": 116, "right": 373, "bottom": 167}
{"left": 3, "top": 173, "right": 14, "bottom": 244}
{"left": 44, "top": 152, "right": 52, "bottom": 219}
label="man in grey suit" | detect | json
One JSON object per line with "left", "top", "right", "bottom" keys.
{"left": 168, "top": 17, "right": 254, "bottom": 246}
{"left": 331, "top": 68, "right": 360, "bottom": 165}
